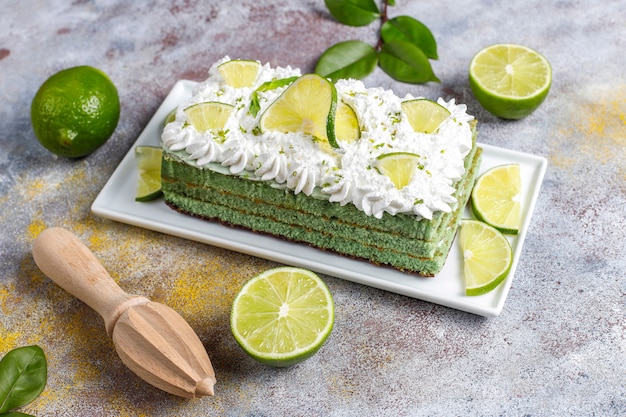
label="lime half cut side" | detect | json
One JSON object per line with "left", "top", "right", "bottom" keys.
{"left": 259, "top": 74, "right": 338, "bottom": 148}
{"left": 401, "top": 99, "right": 450, "bottom": 134}
{"left": 135, "top": 146, "right": 163, "bottom": 202}
{"left": 183, "top": 102, "right": 234, "bottom": 133}
{"left": 471, "top": 164, "right": 521, "bottom": 235}
{"left": 230, "top": 267, "right": 334, "bottom": 367}
{"left": 218, "top": 59, "right": 261, "bottom": 88}
{"left": 375, "top": 152, "right": 422, "bottom": 189}
{"left": 459, "top": 219, "right": 513, "bottom": 296}
{"left": 469, "top": 43, "right": 552, "bottom": 119}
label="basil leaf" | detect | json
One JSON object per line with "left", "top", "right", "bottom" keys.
{"left": 249, "top": 76, "right": 298, "bottom": 117}
{"left": 0, "top": 346, "right": 47, "bottom": 413}
{"left": 315, "top": 40, "right": 378, "bottom": 82}
{"left": 381, "top": 16, "right": 438, "bottom": 60}
{"left": 379, "top": 40, "right": 440, "bottom": 84}
{"left": 324, "top": 0, "right": 380, "bottom": 27}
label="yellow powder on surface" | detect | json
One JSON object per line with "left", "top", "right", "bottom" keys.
{"left": 552, "top": 83, "right": 626, "bottom": 177}
{"left": 23, "top": 178, "right": 47, "bottom": 200}
{"left": 27, "top": 217, "right": 47, "bottom": 241}
{"left": 166, "top": 250, "right": 275, "bottom": 328}
{"left": 0, "top": 323, "right": 21, "bottom": 352}
{"left": 0, "top": 281, "right": 19, "bottom": 316}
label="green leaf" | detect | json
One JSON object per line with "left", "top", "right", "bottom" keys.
{"left": 0, "top": 346, "right": 47, "bottom": 413}
{"left": 381, "top": 16, "right": 438, "bottom": 59}
{"left": 379, "top": 40, "right": 440, "bottom": 84}
{"left": 315, "top": 40, "right": 378, "bottom": 82}
{"left": 324, "top": 0, "right": 380, "bottom": 26}
{"left": 249, "top": 76, "right": 298, "bottom": 117}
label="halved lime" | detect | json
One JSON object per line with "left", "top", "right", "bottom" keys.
{"left": 469, "top": 43, "right": 552, "bottom": 119}
{"left": 459, "top": 219, "right": 513, "bottom": 296}
{"left": 230, "top": 266, "right": 334, "bottom": 367}
{"left": 183, "top": 102, "right": 234, "bottom": 133}
{"left": 218, "top": 59, "right": 261, "bottom": 88}
{"left": 259, "top": 74, "right": 338, "bottom": 148}
{"left": 375, "top": 152, "right": 421, "bottom": 189}
{"left": 401, "top": 98, "right": 450, "bottom": 134}
{"left": 335, "top": 101, "right": 360, "bottom": 143}
{"left": 135, "top": 146, "right": 163, "bottom": 202}
{"left": 471, "top": 164, "right": 521, "bottom": 235}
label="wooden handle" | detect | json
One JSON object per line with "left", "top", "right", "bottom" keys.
{"left": 32, "top": 227, "right": 149, "bottom": 336}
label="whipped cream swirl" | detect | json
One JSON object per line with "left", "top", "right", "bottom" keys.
{"left": 161, "top": 57, "right": 475, "bottom": 220}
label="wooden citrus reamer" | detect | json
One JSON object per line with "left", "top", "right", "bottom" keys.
{"left": 32, "top": 227, "right": 216, "bottom": 398}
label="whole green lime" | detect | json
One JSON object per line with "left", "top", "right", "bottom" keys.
{"left": 31, "top": 66, "right": 120, "bottom": 158}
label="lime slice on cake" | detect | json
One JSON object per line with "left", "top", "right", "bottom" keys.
{"left": 459, "top": 219, "right": 513, "bottom": 296}
{"left": 249, "top": 76, "right": 299, "bottom": 117}
{"left": 335, "top": 101, "right": 360, "bottom": 143}
{"left": 259, "top": 74, "right": 338, "bottom": 148}
{"left": 230, "top": 266, "right": 334, "bottom": 367}
{"left": 218, "top": 59, "right": 261, "bottom": 88}
{"left": 184, "top": 102, "right": 234, "bottom": 133}
{"left": 471, "top": 164, "right": 521, "bottom": 235}
{"left": 135, "top": 146, "right": 163, "bottom": 202}
{"left": 375, "top": 152, "right": 421, "bottom": 189}
{"left": 469, "top": 43, "right": 552, "bottom": 119}
{"left": 401, "top": 99, "right": 450, "bottom": 134}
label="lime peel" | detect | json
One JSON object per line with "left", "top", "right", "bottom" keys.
{"left": 31, "top": 65, "right": 120, "bottom": 158}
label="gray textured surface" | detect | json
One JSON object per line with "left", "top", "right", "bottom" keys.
{"left": 1, "top": 1, "right": 625, "bottom": 416}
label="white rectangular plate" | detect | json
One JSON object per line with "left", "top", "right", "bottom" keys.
{"left": 92, "top": 80, "right": 547, "bottom": 317}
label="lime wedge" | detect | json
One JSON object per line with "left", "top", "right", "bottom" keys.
{"left": 469, "top": 43, "right": 552, "bottom": 119}
{"left": 259, "top": 74, "right": 338, "bottom": 148}
{"left": 471, "top": 164, "right": 521, "bottom": 235}
{"left": 375, "top": 152, "right": 421, "bottom": 189}
{"left": 183, "top": 102, "right": 234, "bottom": 133}
{"left": 335, "top": 101, "right": 360, "bottom": 143}
{"left": 230, "top": 267, "right": 334, "bottom": 367}
{"left": 163, "top": 107, "right": 177, "bottom": 128}
{"left": 135, "top": 146, "right": 163, "bottom": 202}
{"left": 459, "top": 219, "right": 513, "bottom": 296}
{"left": 401, "top": 99, "right": 451, "bottom": 134}
{"left": 218, "top": 59, "right": 261, "bottom": 88}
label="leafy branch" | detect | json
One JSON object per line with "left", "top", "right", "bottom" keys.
{"left": 315, "top": 0, "right": 439, "bottom": 84}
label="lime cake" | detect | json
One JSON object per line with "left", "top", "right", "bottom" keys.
{"left": 161, "top": 57, "right": 482, "bottom": 276}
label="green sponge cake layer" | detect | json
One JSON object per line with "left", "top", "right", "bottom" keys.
{"left": 162, "top": 146, "right": 482, "bottom": 276}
